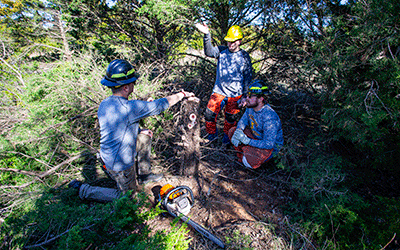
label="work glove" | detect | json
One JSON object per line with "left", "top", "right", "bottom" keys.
{"left": 232, "top": 129, "right": 251, "bottom": 146}
{"left": 231, "top": 133, "right": 240, "bottom": 147}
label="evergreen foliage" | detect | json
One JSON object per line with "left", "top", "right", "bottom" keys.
{"left": 1, "top": 190, "right": 190, "bottom": 249}
{"left": 1, "top": 0, "right": 400, "bottom": 249}
{"left": 310, "top": 0, "right": 400, "bottom": 170}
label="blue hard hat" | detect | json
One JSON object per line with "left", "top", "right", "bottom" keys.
{"left": 248, "top": 79, "right": 269, "bottom": 95}
{"left": 101, "top": 59, "right": 138, "bottom": 87}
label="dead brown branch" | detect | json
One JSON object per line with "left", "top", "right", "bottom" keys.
{"left": 0, "top": 153, "right": 84, "bottom": 179}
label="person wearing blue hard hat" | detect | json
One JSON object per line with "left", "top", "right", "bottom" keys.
{"left": 100, "top": 59, "right": 138, "bottom": 87}
{"left": 69, "top": 59, "right": 194, "bottom": 202}
{"left": 228, "top": 79, "right": 284, "bottom": 169}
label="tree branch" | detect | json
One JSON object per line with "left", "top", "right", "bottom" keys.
{"left": 24, "top": 224, "right": 95, "bottom": 248}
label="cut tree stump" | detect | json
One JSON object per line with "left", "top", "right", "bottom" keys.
{"left": 177, "top": 97, "right": 201, "bottom": 176}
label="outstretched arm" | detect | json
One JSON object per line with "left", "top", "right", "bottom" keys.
{"left": 165, "top": 91, "right": 195, "bottom": 107}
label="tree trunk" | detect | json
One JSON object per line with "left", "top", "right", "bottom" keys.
{"left": 178, "top": 97, "right": 201, "bottom": 176}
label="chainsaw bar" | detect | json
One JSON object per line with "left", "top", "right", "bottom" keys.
{"left": 161, "top": 185, "right": 225, "bottom": 248}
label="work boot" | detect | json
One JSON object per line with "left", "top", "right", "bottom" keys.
{"left": 68, "top": 179, "right": 82, "bottom": 190}
{"left": 222, "top": 133, "right": 231, "bottom": 145}
{"left": 138, "top": 173, "right": 163, "bottom": 185}
{"left": 207, "top": 132, "right": 218, "bottom": 142}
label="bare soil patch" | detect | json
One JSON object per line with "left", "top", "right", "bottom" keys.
{"left": 142, "top": 141, "right": 293, "bottom": 249}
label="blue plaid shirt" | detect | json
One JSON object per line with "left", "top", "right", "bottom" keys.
{"left": 98, "top": 96, "right": 169, "bottom": 171}
{"left": 203, "top": 33, "right": 253, "bottom": 97}
{"left": 237, "top": 104, "right": 284, "bottom": 153}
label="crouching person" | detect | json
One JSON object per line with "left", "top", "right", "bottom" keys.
{"left": 69, "top": 59, "right": 194, "bottom": 202}
{"left": 229, "top": 80, "right": 283, "bottom": 169}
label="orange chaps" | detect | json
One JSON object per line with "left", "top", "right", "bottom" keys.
{"left": 228, "top": 126, "right": 273, "bottom": 169}
{"left": 205, "top": 93, "right": 242, "bottom": 135}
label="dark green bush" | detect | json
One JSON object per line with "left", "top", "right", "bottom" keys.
{"left": 0, "top": 190, "right": 190, "bottom": 249}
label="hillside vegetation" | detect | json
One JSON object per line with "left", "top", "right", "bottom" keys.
{"left": 1, "top": 0, "right": 399, "bottom": 249}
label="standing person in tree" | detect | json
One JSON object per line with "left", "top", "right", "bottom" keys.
{"left": 195, "top": 23, "right": 253, "bottom": 144}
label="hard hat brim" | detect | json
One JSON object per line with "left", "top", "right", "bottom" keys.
{"left": 224, "top": 36, "right": 241, "bottom": 42}
{"left": 100, "top": 76, "right": 138, "bottom": 87}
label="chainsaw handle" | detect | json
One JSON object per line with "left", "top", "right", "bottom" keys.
{"left": 162, "top": 186, "right": 194, "bottom": 212}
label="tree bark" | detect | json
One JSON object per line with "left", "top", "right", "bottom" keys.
{"left": 178, "top": 97, "right": 201, "bottom": 176}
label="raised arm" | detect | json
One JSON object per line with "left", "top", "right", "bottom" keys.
{"left": 195, "top": 23, "right": 221, "bottom": 58}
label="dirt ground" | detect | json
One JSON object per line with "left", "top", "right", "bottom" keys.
{"left": 142, "top": 136, "right": 294, "bottom": 250}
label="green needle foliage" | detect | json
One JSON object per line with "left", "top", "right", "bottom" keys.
{"left": 0, "top": 190, "right": 190, "bottom": 249}
{"left": 2, "top": 0, "right": 400, "bottom": 249}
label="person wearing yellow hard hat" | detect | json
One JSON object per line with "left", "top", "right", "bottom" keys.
{"left": 195, "top": 23, "right": 253, "bottom": 145}
{"left": 228, "top": 79, "right": 284, "bottom": 169}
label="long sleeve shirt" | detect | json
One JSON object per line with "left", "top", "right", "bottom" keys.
{"left": 203, "top": 33, "right": 253, "bottom": 97}
{"left": 98, "top": 96, "right": 169, "bottom": 171}
{"left": 237, "top": 104, "right": 284, "bottom": 153}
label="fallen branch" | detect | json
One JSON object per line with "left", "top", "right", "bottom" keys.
{"left": 38, "top": 154, "right": 83, "bottom": 178}
{"left": 0, "top": 168, "right": 39, "bottom": 177}
{"left": 1, "top": 181, "right": 34, "bottom": 189}
{"left": 24, "top": 224, "right": 95, "bottom": 249}
{"left": 0, "top": 153, "right": 85, "bottom": 179}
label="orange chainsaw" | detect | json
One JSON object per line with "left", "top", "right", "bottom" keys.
{"left": 159, "top": 184, "right": 225, "bottom": 248}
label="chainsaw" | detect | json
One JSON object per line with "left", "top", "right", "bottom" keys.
{"left": 159, "top": 184, "right": 225, "bottom": 248}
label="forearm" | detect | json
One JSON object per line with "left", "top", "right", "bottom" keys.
{"left": 237, "top": 112, "right": 249, "bottom": 130}
{"left": 243, "top": 55, "right": 253, "bottom": 93}
{"left": 248, "top": 122, "right": 279, "bottom": 149}
{"left": 204, "top": 33, "right": 220, "bottom": 58}
{"left": 166, "top": 92, "right": 185, "bottom": 107}
{"left": 248, "top": 137, "right": 275, "bottom": 150}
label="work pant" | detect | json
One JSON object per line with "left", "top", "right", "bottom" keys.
{"left": 78, "top": 133, "right": 152, "bottom": 202}
{"left": 228, "top": 126, "right": 273, "bottom": 169}
{"left": 205, "top": 93, "right": 242, "bottom": 135}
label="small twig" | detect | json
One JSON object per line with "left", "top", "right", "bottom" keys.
{"left": 48, "top": 142, "right": 60, "bottom": 165}
{"left": 207, "top": 170, "right": 221, "bottom": 196}
{"left": 364, "top": 80, "right": 393, "bottom": 119}
{"left": 387, "top": 40, "right": 395, "bottom": 60}
{"left": 283, "top": 217, "right": 318, "bottom": 250}
{"left": 381, "top": 233, "right": 396, "bottom": 250}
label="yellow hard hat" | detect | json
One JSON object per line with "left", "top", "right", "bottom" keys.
{"left": 224, "top": 25, "right": 243, "bottom": 42}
